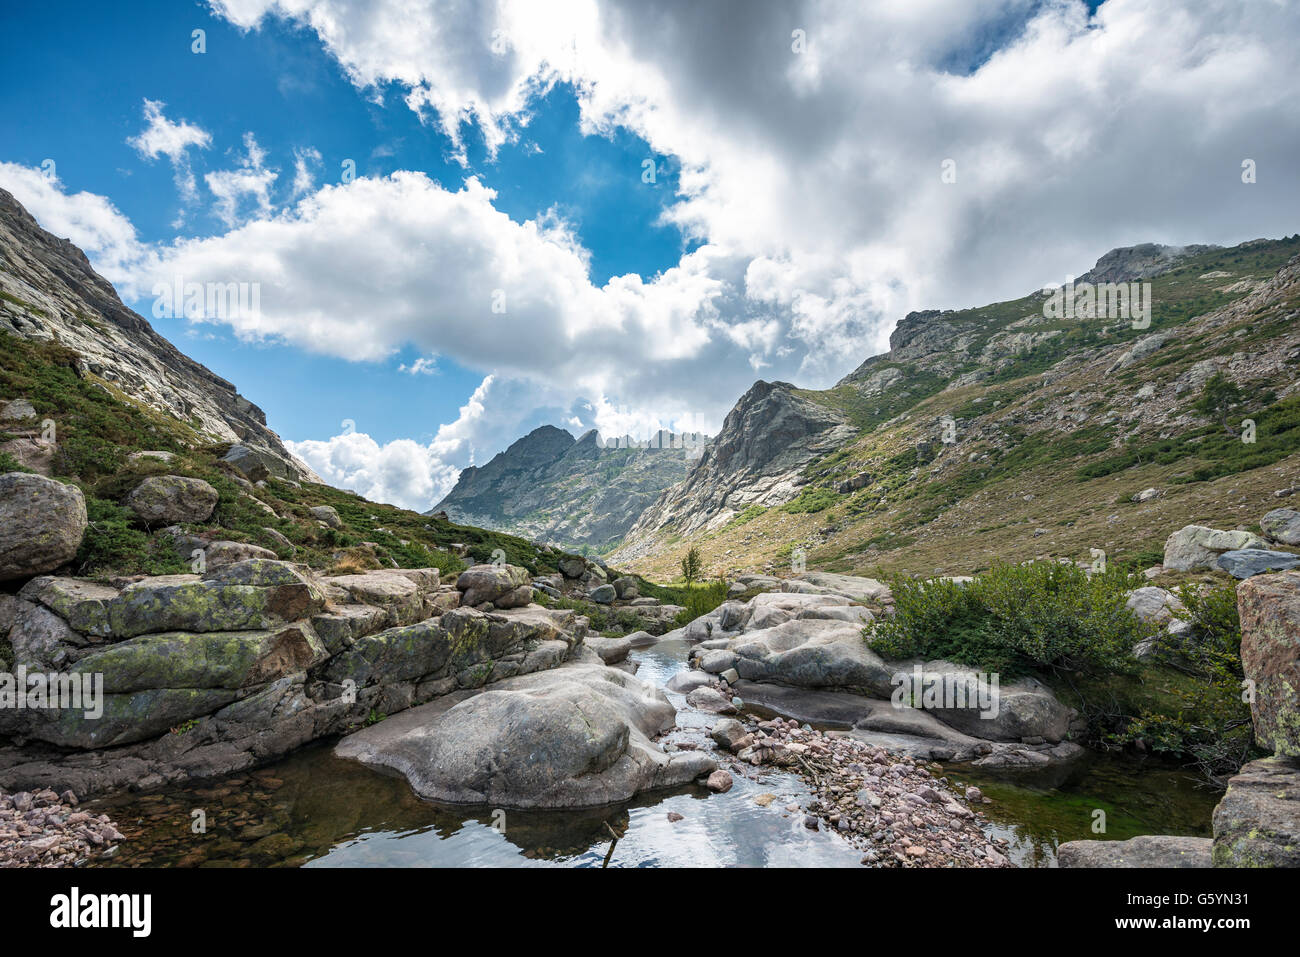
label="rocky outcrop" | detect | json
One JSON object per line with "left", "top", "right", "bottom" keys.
{"left": 0, "top": 473, "right": 86, "bottom": 581}
{"left": 1163, "top": 525, "right": 1267, "bottom": 572}
{"left": 1058, "top": 835, "right": 1213, "bottom": 868}
{"left": 1262, "top": 509, "right": 1300, "bottom": 546}
{"left": 1211, "top": 757, "right": 1300, "bottom": 867}
{"left": 0, "top": 560, "right": 588, "bottom": 797}
{"left": 1237, "top": 570, "right": 1300, "bottom": 758}
{"left": 0, "top": 188, "right": 319, "bottom": 484}
{"left": 335, "top": 662, "right": 716, "bottom": 808}
{"left": 1217, "top": 549, "right": 1300, "bottom": 579}
{"left": 455, "top": 563, "right": 531, "bottom": 609}
{"left": 433, "top": 425, "right": 700, "bottom": 551}
{"left": 617, "top": 381, "right": 855, "bottom": 556}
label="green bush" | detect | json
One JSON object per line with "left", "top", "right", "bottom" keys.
{"left": 867, "top": 561, "right": 1152, "bottom": 676}
{"left": 673, "top": 579, "right": 731, "bottom": 627}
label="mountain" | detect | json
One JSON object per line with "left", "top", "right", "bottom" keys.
{"left": 432, "top": 425, "right": 706, "bottom": 552}
{"left": 613, "top": 237, "right": 1300, "bottom": 579}
{"left": 0, "top": 187, "right": 317, "bottom": 483}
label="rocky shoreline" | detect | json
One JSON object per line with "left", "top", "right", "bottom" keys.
{"left": 0, "top": 788, "right": 123, "bottom": 867}
{"left": 705, "top": 712, "right": 1011, "bottom": 867}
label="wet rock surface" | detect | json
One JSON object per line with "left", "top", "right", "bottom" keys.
{"left": 0, "top": 788, "right": 123, "bottom": 867}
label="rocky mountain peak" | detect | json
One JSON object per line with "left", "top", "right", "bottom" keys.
{"left": 1077, "top": 242, "right": 1220, "bottom": 284}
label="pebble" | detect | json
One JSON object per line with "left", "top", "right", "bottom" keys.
{"left": 0, "top": 789, "right": 125, "bottom": 867}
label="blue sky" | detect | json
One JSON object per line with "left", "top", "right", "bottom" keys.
{"left": 0, "top": 0, "right": 692, "bottom": 447}
{"left": 2, "top": 0, "right": 1296, "bottom": 510}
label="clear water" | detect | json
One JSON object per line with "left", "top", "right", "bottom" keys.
{"left": 87, "top": 636, "right": 1218, "bottom": 868}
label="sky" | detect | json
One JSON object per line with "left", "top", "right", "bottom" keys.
{"left": 1, "top": 0, "right": 1297, "bottom": 511}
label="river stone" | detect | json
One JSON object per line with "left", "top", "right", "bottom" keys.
{"left": 1057, "top": 835, "right": 1211, "bottom": 868}
{"left": 1237, "top": 570, "right": 1300, "bottom": 757}
{"left": 1212, "top": 756, "right": 1300, "bottom": 867}
{"left": 1216, "top": 548, "right": 1300, "bottom": 579}
{"left": 727, "top": 618, "right": 896, "bottom": 695}
{"left": 124, "top": 475, "right": 218, "bottom": 526}
{"left": 456, "top": 563, "right": 530, "bottom": 607}
{"left": 665, "top": 670, "right": 716, "bottom": 694}
{"left": 335, "top": 663, "right": 716, "bottom": 808}
{"left": 0, "top": 473, "right": 87, "bottom": 581}
{"left": 899, "top": 661, "right": 1074, "bottom": 743}
{"left": 1162, "top": 525, "right": 1267, "bottom": 571}
{"left": 306, "top": 505, "right": 341, "bottom": 528}
{"left": 709, "top": 718, "right": 748, "bottom": 751}
{"left": 686, "top": 686, "right": 738, "bottom": 714}
{"left": 1261, "top": 508, "right": 1300, "bottom": 546}
{"left": 584, "top": 635, "right": 631, "bottom": 664}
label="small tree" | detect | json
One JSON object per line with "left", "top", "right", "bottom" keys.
{"left": 680, "top": 546, "right": 702, "bottom": 588}
{"left": 1194, "top": 372, "right": 1246, "bottom": 436}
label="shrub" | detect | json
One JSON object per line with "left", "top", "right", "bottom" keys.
{"left": 866, "top": 561, "right": 1152, "bottom": 677}
{"left": 673, "top": 579, "right": 730, "bottom": 627}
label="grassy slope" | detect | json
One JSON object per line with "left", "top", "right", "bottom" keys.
{"left": 625, "top": 237, "right": 1300, "bottom": 582}
{"left": 0, "top": 332, "right": 570, "bottom": 581}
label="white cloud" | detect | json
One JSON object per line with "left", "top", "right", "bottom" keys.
{"left": 205, "top": 133, "right": 279, "bottom": 227}
{"left": 291, "top": 146, "right": 322, "bottom": 197}
{"left": 127, "top": 99, "right": 212, "bottom": 204}
{"left": 285, "top": 374, "right": 494, "bottom": 509}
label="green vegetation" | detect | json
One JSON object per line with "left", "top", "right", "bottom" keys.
{"left": 679, "top": 545, "right": 703, "bottom": 587}
{"left": 867, "top": 562, "right": 1151, "bottom": 677}
{"left": 781, "top": 485, "right": 840, "bottom": 514}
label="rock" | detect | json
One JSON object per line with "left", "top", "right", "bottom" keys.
{"left": 903, "top": 663, "right": 1073, "bottom": 743}
{"left": 784, "top": 571, "right": 891, "bottom": 603}
{"left": 1212, "top": 756, "right": 1300, "bottom": 867}
{"left": 727, "top": 617, "right": 893, "bottom": 694}
{"left": 1261, "top": 508, "right": 1300, "bottom": 546}
{"left": 107, "top": 560, "right": 325, "bottom": 639}
{"left": 1058, "top": 835, "right": 1211, "bottom": 868}
{"left": 1124, "top": 586, "right": 1186, "bottom": 625}
{"left": 686, "top": 686, "right": 738, "bottom": 714}
{"left": 310, "top": 505, "right": 343, "bottom": 529}
{"left": 558, "top": 555, "right": 587, "bottom": 579}
{"left": 0, "top": 398, "right": 37, "bottom": 420}
{"left": 720, "top": 667, "right": 740, "bottom": 684}
{"left": 1237, "top": 570, "right": 1300, "bottom": 757}
{"left": 1216, "top": 548, "right": 1300, "bottom": 579}
{"left": 589, "top": 584, "right": 617, "bottom": 604}
{"left": 667, "top": 811, "right": 683, "bottom": 822}
{"left": 326, "top": 570, "right": 427, "bottom": 625}
{"left": 222, "top": 444, "right": 292, "bottom": 482}
{"left": 456, "top": 563, "right": 531, "bottom": 608}
{"left": 1131, "top": 487, "right": 1162, "bottom": 503}
{"left": 17, "top": 576, "right": 117, "bottom": 636}
{"left": 260, "top": 526, "right": 296, "bottom": 554}
{"left": 1163, "top": 525, "right": 1267, "bottom": 572}
{"left": 709, "top": 718, "right": 749, "bottom": 751}
{"left": 0, "top": 473, "right": 87, "bottom": 580}
{"left": 203, "top": 540, "right": 278, "bottom": 568}
{"left": 964, "top": 786, "right": 983, "bottom": 802}
{"left": 335, "top": 663, "right": 715, "bottom": 807}
{"left": 706, "top": 770, "right": 733, "bottom": 793}
{"left": 583, "top": 635, "right": 632, "bottom": 665}
{"left": 612, "top": 576, "right": 639, "bottom": 600}
{"left": 665, "top": 671, "right": 715, "bottom": 694}
{"left": 125, "top": 450, "right": 174, "bottom": 464}
{"left": 124, "top": 475, "right": 218, "bottom": 526}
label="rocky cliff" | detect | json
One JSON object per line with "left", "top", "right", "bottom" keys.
{"left": 433, "top": 425, "right": 701, "bottom": 552}
{"left": 0, "top": 187, "right": 318, "bottom": 482}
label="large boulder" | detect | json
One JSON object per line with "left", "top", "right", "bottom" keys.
{"left": 1163, "top": 525, "right": 1267, "bottom": 572}
{"left": 558, "top": 555, "right": 587, "bottom": 579}
{"left": 1217, "top": 549, "right": 1300, "bottom": 580}
{"left": 589, "top": 583, "right": 616, "bottom": 604}
{"left": 1237, "top": 570, "right": 1300, "bottom": 757}
{"left": 1211, "top": 757, "right": 1300, "bottom": 867}
{"left": 106, "top": 560, "right": 325, "bottom": 639}
{"left": 456, "top": 563, "right": 531, "bottom": 608}
{"left": 1058, "top": 835, "right": 1211, "bottom": 868}
{"left": 784, "top": 571, "right": 892, "bottom": 604}
{"left": 325, "top": 570, "right": 427, "bottom": 626}
{"left": 722, "top": 618, "right": 896, "bottom": 695}
{"left": 124, "top": 475, "right": 218, "bottom": 526}
{"left": 897, "top": 662, "right": 1073, "bottom": 744}
{"left": 0, "top": 473, "right": 87, "bottom": 581}
{"left": 1261, "top": 508, "right": 1300, "bottom": 546}
{"left": 222, "top": 444, "right": 290, "bottom": 482}
{"left": 335, "top": 663, "right": 716, "bottom": 807}
{"left": 309, "top": 505, "right": 343, "bottom": 529}
{"left": 17, "top": 576, "right": 117, "bottom": 636}
{"left": 612, "top": 576, "right": 639, "bottom": 600}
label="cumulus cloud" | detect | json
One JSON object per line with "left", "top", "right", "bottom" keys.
{"left": 127, "top": 99, "right": 212, "bottom": 204}
{"left": 285, "top": 374, "right": 494, "bottom": 509}
{"left": 205, "top": 133, "right": 279, "bottom": 227}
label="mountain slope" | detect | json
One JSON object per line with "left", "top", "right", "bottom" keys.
{"left": 614, "top": 236, "right": 1300, "bottom": 579}
{"left": 433, "top": 425, "right": 702, "bottom": 552}
{"left": 0, "top": 187, "right": 317, "bottom": 483}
